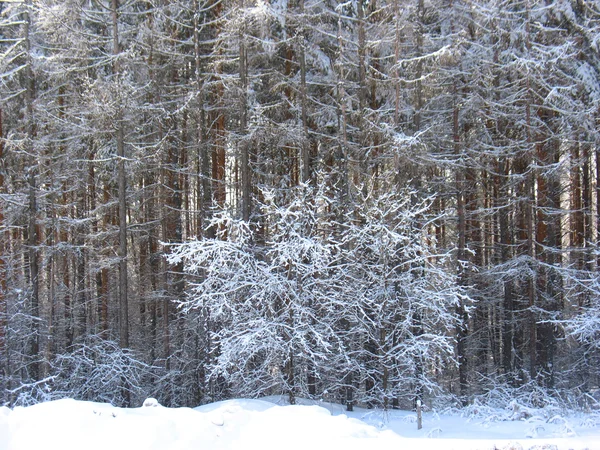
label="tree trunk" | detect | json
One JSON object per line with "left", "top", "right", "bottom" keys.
{"left": 24, "top": 0, "right": 40, "bottom": 381}
{"left": 454, "top": 101, "right": 469, "bottom": 404}
{"left": 0, "top": 110, "right": 5, "bottom": 367}
{"left": 298, "top": 0, "right": 310, "bottom": 184}
{"left": 112, "top": 0, "right": 129, "bottom": 350}
{"left": 239, "top": 0, "right": 250, "bottom": 221}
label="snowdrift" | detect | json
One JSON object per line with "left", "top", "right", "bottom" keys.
{"left": 0, "top": 397, "right": 598, "bottom": 450}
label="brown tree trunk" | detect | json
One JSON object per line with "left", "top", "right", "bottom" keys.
{"left": 24, "top": 0, "right": 40, "bottom": 380}
{"left": 597, "top": 140, "right": 600, "bottom": 271}
{"left": 0, "top": 110, "right": 6, "bottom": 371}
{"left": 497, "top": 159, "right": 515, "bottom": 380}
{"left": 298, "top": 0, "right": 310, "bottom": 184}
{"left": 112, "top": 0, "right": 129, "bottom": 351}
{"left": 534, "top": 114, "right": 561, "bottom": 386}
{"left": 212, "top": 2, "right": 227, "bottom": 212}
{"left": 454, "top": 97, "right": 469, "bottom": 404}
{"left": 239, "top": 0, "right": 250, "bottom": 220}
{"left": 571, "top": 143, "right": 585, "bottom": 279}
{"left": 112, "top": 0, "right": 130, "bottom": 407}
{"left": 193, "top": 0, "right": 215, "bottom": 238}
{"left": 98, "top": 184, "right": 111, "bottom": 338}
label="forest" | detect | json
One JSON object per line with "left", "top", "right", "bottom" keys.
{"left": 0, "top": 0, "right": 598, "bottom": 411}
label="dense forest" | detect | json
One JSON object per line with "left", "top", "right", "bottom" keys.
{"left": 0, "top": 0, "right": 598, "bottom": 410}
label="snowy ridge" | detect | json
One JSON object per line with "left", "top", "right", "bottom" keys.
{"left": 0, "top": 397, "right": 598, "bottom": 450}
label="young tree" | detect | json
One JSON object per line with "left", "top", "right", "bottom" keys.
{"left": 337, "top": 186, "right": 469, "bottom": 408}
{"left": 168, "top": 185, "right": 342, "bottom": 403}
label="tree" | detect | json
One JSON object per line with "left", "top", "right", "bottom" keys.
{"left": 168, "top": 185, "right": 342, "bottom": 403}
{"left": 168, "top": 182, "right": 469, "bottom": 407}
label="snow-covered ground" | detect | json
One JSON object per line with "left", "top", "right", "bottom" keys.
{"left": 1, "top": 396, "right": 598, "bottom": 450}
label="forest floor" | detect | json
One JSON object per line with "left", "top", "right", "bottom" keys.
{"left": 1, "top": 395, "right": 598, "bottom": 449}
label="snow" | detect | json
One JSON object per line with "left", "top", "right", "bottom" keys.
{"left": 1, "top": 396, "right": 598, "bottom": 450}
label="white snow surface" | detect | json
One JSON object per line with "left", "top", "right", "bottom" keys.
{"left": 1, "top": 396, "right": 598, "bottom": 450}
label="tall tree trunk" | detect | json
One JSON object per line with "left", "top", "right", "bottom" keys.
{"left": 112, "top": 0, "right": 129, "bottom": 350}
{"left": 497, "top": 159, "right": 515, "bottom": 380}
{"left": 393, "top": 0, "right": 402, "bottom": 128}
{"left": 194, "top": 0, "right": 215, "bottom": 238}
{"left": 111, "top": 0, "right": 130, "bottom": 407}
{"left": 524, "top": 0, "right": 536, "bottom": 381}
{"left": 212, "top": 1, "right": 227, "bottom": 213}
{"left": 74, "top": 190, "right": 87, "bottom": 341}
{"left": 298, "top": 0, "right": 310, "bottom": 184}
{"left": 534, "top": 114, "right": 561, "bottom": 387}
{"left": 414, "top": 0, "right": 424, "bottom": 133}
{"left": 23, "top": 0, "right": 40, "bottom": 381}
{"left": 454, "top": 95, "right": 469, "bottom": 404}
{"left": 239, "top": 0, "right": 250, "bottom": 221}
{"left": 596, "top": 139, "right": 600, "bottom": 274}
{"left": 0, "top": 110, "right": 6, "bottom": 383}
{"left": 99, "top": 185, "right": 111, "bottom": 337}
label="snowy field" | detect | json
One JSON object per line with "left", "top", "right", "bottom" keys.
{"left": 1, "top": 396, "right": 599, "bottom": 450}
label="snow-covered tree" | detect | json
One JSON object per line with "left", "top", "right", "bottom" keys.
{"left": 337, "top": 186, "right": 469, "bottom": 408}
{"left": 168, "top": 185, "right": 342, "bottom": 404}
{"left": 51, "top": 336, "right": 151, "bottom": 407}
{"left": 169, "top": 183, "right": 469, "bottom": 408}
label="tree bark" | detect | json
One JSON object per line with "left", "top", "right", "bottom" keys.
{"left": 112, "top": 0, "right": 129, "bottom": 350}
{"left": 298, "top": 0, "right": 310, "bottom": 184}
{"left": 0, "top": 110, "right": 5, "bottom": 370}
{"left": 239, "top": 0, "right": 250, "bottom": 221}
{"left": 23, "top": 0, "right": 40, "bottom": 381}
